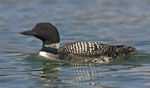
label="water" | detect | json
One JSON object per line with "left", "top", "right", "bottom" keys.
{"left": 0, "top": 0, "right": 150, "bottom": 88}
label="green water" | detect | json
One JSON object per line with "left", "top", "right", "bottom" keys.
{"left": 0, "top": 0, "right": 150, "bottom": 88}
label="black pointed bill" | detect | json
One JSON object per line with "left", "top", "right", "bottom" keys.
{"left": 20, "top": 30, "right": 37, "bottom": 36}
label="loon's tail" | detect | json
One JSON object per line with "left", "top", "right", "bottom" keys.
{"left": 116, "top": 45, "right": 136, "bottom": 56}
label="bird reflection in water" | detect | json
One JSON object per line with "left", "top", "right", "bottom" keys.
{"left": 40, "top": 60, "right": 104, "bottom": 87}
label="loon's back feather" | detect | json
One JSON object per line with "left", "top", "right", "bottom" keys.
{"left": 59, "top": 41, "right": 106, "bottom": 55}
{"left": 58, "top": 41, "right": 135, "bottom": 63}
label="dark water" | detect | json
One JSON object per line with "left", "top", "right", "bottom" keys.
{"left": 0, "top": 0, "right": 150, "bottom": 88}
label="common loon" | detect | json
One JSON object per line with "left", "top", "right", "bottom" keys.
{"left": 20, "top": 23, "right": 136, "bottom": 63}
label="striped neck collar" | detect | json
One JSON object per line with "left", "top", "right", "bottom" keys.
{"left": 40, "top": 42, "right": 60, "bottom": 54}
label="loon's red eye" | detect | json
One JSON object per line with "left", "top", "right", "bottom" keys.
{"left": 40, "top": 29, "right": 45, "bottom": 33}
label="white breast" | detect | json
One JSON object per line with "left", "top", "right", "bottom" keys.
{"left": 39, "top": 51, "right": 58, "bottom": 60}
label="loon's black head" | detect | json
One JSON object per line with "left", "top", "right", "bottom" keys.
{"left": 20, "top": 23, "right": 60, "bottom": 43}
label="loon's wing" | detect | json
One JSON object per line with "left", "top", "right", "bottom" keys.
{"left": 59, "top": 41, "right": 135, "bottom": 58}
